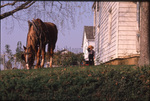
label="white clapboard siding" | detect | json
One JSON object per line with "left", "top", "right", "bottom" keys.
{"left": 119, "top": 12, "right": 136, "bottom": 17}
{"left": 119, "top": 21, "right": 137, "bottom": 26}
{"left": 119, "top": 35, "right": 136, "bottom": 40}
{"left": 119, "top": 26, "right": 137, "bottom": 31}
{"left": 94, "top": 1, "right": 139, "bottom": 65}
{"left": 119, "top": 2, "right": 136, "bottom": 7}
{"left": 119, "top": 16, "right": 136, "bottom": 22}
{"left": 119, "top": 39, "right": 136, "bottom": 44}
{"left": 118, "top": 49, "right": 136, "bottom": 53}
{"left": 119, "top": 30, "right": 137, "bottom": 36}
{"left": 119, "top": 8, "right": 137, "bottom": 13}
{"left": 118, "top": 2, "right": 138, "bottom": 57}
{"left": 95, "top": 2, "right": 118, "bottom": 64}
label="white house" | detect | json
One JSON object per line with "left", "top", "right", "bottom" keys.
{"left": 93, "top": 2, "right": 140, "bottom": 65}
{"left": 82, "top": 26, "right": 95, "bottom": 62}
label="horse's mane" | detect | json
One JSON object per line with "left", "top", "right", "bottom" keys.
{"left": 32, "top": 18, "right": 47, "bottom": 36}
{"left": 27, "top": 28, "right": 38, "bottom": 52}
{"left": 27, "top": 18, "right": 48, "bottom": 53}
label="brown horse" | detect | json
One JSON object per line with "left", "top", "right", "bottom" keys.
{"left": 22, "top": 18, "right": 58, "bottom": 69}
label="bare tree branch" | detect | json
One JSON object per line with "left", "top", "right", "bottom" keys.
{"left": 23, "top": 1, "right": 36, "bottom": 9}
{"left": 0, "top": 1, "right": 36, "bottom": 20}
{"left": 1, "top": 1, "right": 92, "bottom": 34}
{"left": 50, "top": 1, "right": 54, "bottom": 13}
{"left": 0, "top": 1, "right": 18, "bottom": 8}
{"left": 58, "top": 1, "right": 62, "bottom": 11}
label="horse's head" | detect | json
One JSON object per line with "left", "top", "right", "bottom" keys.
{"left": 21, "top": 45, "right": 35, "bottom": 69}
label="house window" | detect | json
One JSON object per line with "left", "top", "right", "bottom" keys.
{"left": 108, "top": 8, "right": 112, "bottom": 44}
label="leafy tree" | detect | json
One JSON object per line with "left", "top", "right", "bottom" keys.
{"left": 76, "top": 53, "right": 84, "bottom": 65}
{"left": 4, "top": 44, "right": 14, "bottom": 69}
{"left": 52, "top": 50, "right": 84, "bottom": 67}
{"left": 61, "top": 52, "right": 77, "bottom": 66}
{"left": 15, "top": 41, "right": 25, "bottom": 69}
{"left": 52, "top": 51, "right": 62, "bottom": 66}
{"left": 15, "top": 41, "right": 23, "bottom": 62}
{"left": 5, "top": 60, "right": 12, "bottom": 70}
{"left": 0, "top": 56, "right": 2, "bottom": 65}
{"left": 5, "top": 44, "right": 14, "bottom": 62}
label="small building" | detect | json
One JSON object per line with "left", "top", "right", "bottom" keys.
{"left": 93, "top": 2, "right": 140, "bottom": 65}
{"left": 82, "top": 26, "right": 95, "bottom": 62}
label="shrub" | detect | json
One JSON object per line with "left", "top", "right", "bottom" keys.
{"left": 0, "top": 65, "right": 150, "bottom": 100}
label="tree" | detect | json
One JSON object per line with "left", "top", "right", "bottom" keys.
{"left": 138, "top": 2, "right": 150, "bottom": 67}
{"left": 4, "top": 44, "right": 14, "bottom": 69}
{"left": 76, "top": 53, "right": 84, "bottom": 65}
{"left": 5, "top": 61, "right": 12, "bottom": 70}
{"left": 51, "top": 51, "right": 62, "bottom": 66}
{"left": 0, "top": 55, "right": 3, "bottom": 70}
{"left": 15, "top": 41, "right": 25, "bottom": 69}
{"left": 52, "top": 50, "right": 84, "bottom": 67}
{"left": 1, "top": 1, "right": 92, "bottom": 33}
{"left": 15, "top": 41, "right": 23, "bottom": 62}
{"left": 5, "top": 44, "right": 14, "bottom": 62}
{"left": 0, "top": 1, "right": 36, "bottom": 20}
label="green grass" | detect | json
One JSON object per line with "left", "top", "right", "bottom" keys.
{"left": 0, "top": 65, "right": 150, "bottom": 100}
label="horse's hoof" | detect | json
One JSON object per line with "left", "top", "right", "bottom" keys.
{"left": 40, "top": 65, "right": 44, "bottom": 68}
{"left": 34, "top": 66, "right": 38, "bottom": 69}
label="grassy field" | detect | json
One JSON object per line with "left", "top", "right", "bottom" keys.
{"left": 0, "top": 65, "right": 150, "bottom": 100}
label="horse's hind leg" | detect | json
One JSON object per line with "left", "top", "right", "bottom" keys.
{"left": 50, "top": 55, "right": 53, "bottom": 68}
{"left": 48, "top": 44, "right": 53, "bottom": 68}
{"left": 40, "top": 46, "right": 45, "bottom": 68}
{"left": 49, "top": 48, "right": 53, "bottom": 68}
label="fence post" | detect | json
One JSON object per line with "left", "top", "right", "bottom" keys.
{"left": 3, "top": 54, "right": 5, "bottom": 70}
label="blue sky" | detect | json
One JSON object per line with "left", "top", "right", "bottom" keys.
{"left": 1, "top": 1, "right": 94, "bottom": 54}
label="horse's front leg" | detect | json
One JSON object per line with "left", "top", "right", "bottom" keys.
{"left": 35, "top": 47, "right": 41, "bottom": 69}
{"left": 40, "top": 46, "right": 45, "bottom": 68}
